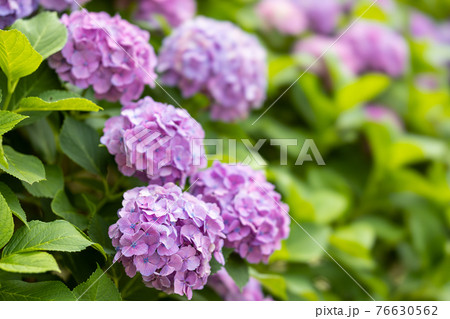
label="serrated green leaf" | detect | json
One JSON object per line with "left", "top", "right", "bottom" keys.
{"left": 0, "top": 146, "right": 45, "bottom": 184}
{"left": 224, "top": 253, "right": 249, "bottom": 290}
{"left": 0, "top": 193, "right": 14, "bottom": 249}
{"left": 51, "top": 190, "right": 89, "bottom": 230}
{"left": 15, "top": 96, "right": 102, "bottom": 113}
{"left": 23, "top": 165, "right": 63, "bottom": 198}
{"left": 0, "top": 251, "right": 60, "bottom": 273}
{"left": 0, "top": 182, "right": 27, "bottom": 227}
{"left": 73, "top": 266, "right": 121, "bottom": 301}
{"left": 59, "top": 117, "right": 108, "bottom": 175}
{"left": 0, "top": 136, "right": 6, "bottom": 168}
{"left": 88, "top": 214, "right": 115, "bottom": 255}
{"left": 12, "top": 11, "right": 67, "bottom": 60}
{"left": 0, "top": 110, "right": 27, "bottom": 135}
{"left": 2, "top": 220, "right": 94, "bottom": 257}
{"left": 0, "top": 30, "right": 42, "bottom": 83}
{"left": 0, "top": 280, "right": 75, "bottom": 301}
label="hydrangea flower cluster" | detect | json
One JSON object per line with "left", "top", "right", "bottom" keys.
{"left": 191, "top": 162, "right": 290, "bottom": 263}
{"left": 108, "top": 183, "right": 225, "bottom": 300}
{"left": 294, "top": 35, "right": 360, "bottom": 77}
{"left": 341, "top": 21, "right": 409, "bottom": 77}
{"left": 256, "top": 0, "right": 308, "bottom": 35}
{"left": 158, "top": 17, "right": 267, "bottom": 122}
{"left": 100, "top": 97, "right": 206, "bottom": 186}
{"left": 39, "top": 0, "right": 90, "bottom": 11}
{"left": 0, "top": 0, "right": 38, "bottom": 29}
{"left": 256, "top": 0, "right": 344, "bottom": 35}
{"left": 135, "top": 0, "right": 196, "bottom": 28}
{"left": 208, "top": 269, "right": 272, "bottom": 301}
{"left": 48, "top": 11, "right": 157, "bottom": 103}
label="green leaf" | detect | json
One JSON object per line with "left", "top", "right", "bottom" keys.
{"left": 23, "top": 165, "right": 63, "bottom": 198}
{"left": 0, "top": 136, "right": 6, "bottom": 168}
{"left": 10, "top": 63, "right": 61, "bottom": 113}
{"left": 210, "top": 247, "right": 233, "bottom": 274}
{"left": 73, "top": 266, "right": 121, "bottom": 301}
{"left": 0, "top": 110, "right": 27, "bottom": 135}
{"left": 12, "top": 11, "right": 67, "bottom": 60}
{"left": 88, "top": 214, "right": 116, "bottom": 255}
{"left": 224, "top": 253, "right": 249, "bottom": 290}
{"left": 0, "top": 193, "right": 14, "bottom": 249}
{"left": 0, "top": 251, "right": 60, "bottom": 273}
{"left": 0, "top": 182, "right": 27, "bottom": 227}
{"left": 0, "top": 146, "right": 45, "bottom": 184}
{"left": 336, "top": 74, "right": 391, "bottom": 111}
{"left": 271, "top": 223, "right": 331, "bottom": 263}
{"left": 0, "top": 30, "right": 42, "bottom": 83}
{"left": 59, "top": 117, "right": 108, "bottom": 175}
{"left": 250, "top": 268, "right": 288, "bottom": 300}
{"left": 15, "top": 96, "right": 102, "bottom": 113}
{"left": 0, "top": 280, "right": 75, "bottom": 301}
{"left": 330, "top": 223, "right": 376, "bottom": 259}
{"left": 23, "top": 118, "right": 56, "bottom": 164}
{"left": 51, "top": 190, "right": 89, "bottom": 230}
{"left": 2, "top": 220, "right": 94, "bottom": 257}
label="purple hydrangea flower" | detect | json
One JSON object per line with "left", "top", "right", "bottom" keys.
{"left": 190, "top": 162, "right": 290, "bottom": 264}
{"left": 365, "top": 105, "right": 403, "bottom": 130}
{"left": 135, "top": 0, "right": 196, "bottom": 28}
{"left": 410, "top": 11, "right": 440, "bottom": 41}
{"left": 256, "top": 0, "right": 343, "bottom": 35}
{"left": 39, "top": 0, "right": 90, "bottom": 11}
{"left": 0, "top": 0, "right": 38, "bottom": 29}
{"left": 48, "top": 11, "right": 157, "bottom": 103}
{"left": 298, "top": 0, "right": 343, "bottom": 35}
{"left": 294, "top": 35, "right": 360, "bottom": 77}
{"left": 109, "top": 183, "right": 225, "bottom": 300}
{"left": 256, "top": 0, "right": 308, "bottom": 35}
{"left": 158, "top": 17, "right": 267, "bottom": 122}
{"left": 208, "top": 269, "right": 272, "bottom": 301}
{"left": 341, "top": 21, "right": 409, "bottom": 77}
{"left": 101, "top": 96, "right": 206, "bottom": 186}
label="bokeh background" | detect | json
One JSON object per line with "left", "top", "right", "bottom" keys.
{"left": 1, "top": 0, "right": 449, "bottom": 301}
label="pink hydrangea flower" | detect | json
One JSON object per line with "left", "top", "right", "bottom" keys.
{"left": 100, "top": 97, "right": 206, "bottom": 186}
{"left": 256, "top": 0, "right": 308, "bottom": 35}
{"left": 208, "top": 269, "right": 272, "bottom": 301}
{"left": 48, "top": 11, "right": 157, "bottom": 103}
{"left": 294, "top": 35, "right": 360, "bottom": 76}
{"left": 191, "top": 162, "right": 290, "bottom": 264}
{"left": 158, "top": 17, "right": 267, "bottom": 122}
{"left": 109, "top": 183, "right": 225, "bottom": 300}
{"left": 341, "top": 21, "right": 409, "bottom": 77}
{"left": 136, "top": 0, "right": 196, "bottom": 28}
{"left": 39, "top": 0, "right": 90, "bottom": 11}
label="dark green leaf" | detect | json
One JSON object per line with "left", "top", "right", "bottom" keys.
{"left": 23, "top": 165, "right": 63, "bottom": 198}
{"left": 224, "top": 253, "right": 249, "bottom": 290}
{"left": 59, "top": 117, "right": 108, "bottom": 175}
{"left": 73, "top": 266, "right": 121, "bottom": 301}
{"left": 0, "top": 280, "right": 75, "bottom": 301}
{"left": 51, "top": 190, "right": 89, "bottom": 230}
